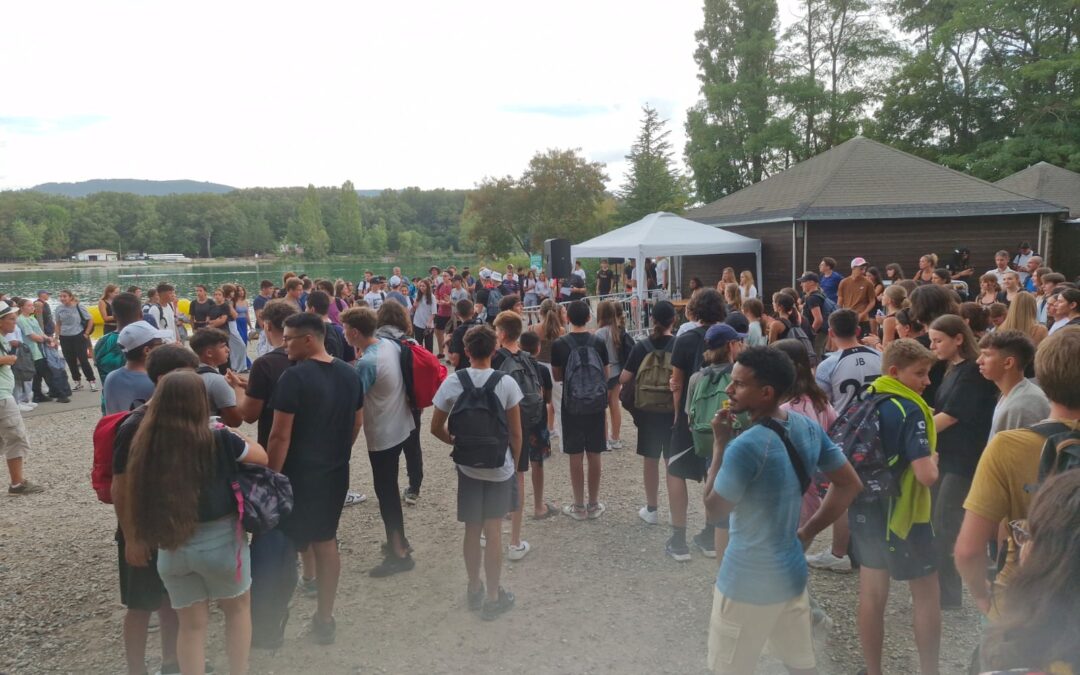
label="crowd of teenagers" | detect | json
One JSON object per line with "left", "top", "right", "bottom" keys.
{"left": 0, "top": 243, "right": 1078, "bottom": 675}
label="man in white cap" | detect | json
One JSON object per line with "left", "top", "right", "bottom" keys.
{"left": 103, "top": 321, "right": 170, "bottom": 415}
{"left": 837, "top": 257, "right": 877, "bottom": 335}
{"left": 385, "top": 276, "right": 411, "bottom": 309}
{"left": 0, "top": 301, "right": 43, "bottom": 494}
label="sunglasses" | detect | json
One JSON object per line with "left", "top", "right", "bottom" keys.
{"left": 1009, "top": 519, "right": 1031, "bottom": 547}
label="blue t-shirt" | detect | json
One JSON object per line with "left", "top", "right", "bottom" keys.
{"left": 819, "top": 271, "right": 845, "bottom": 303}
{"left": 713, "top": 412, "right": 847, "bottom": 604}
{"left": 103, "top": 367, "right": 155, "bottom": 415}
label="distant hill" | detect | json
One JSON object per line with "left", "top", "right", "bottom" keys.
{"left": 31, "top": 179, "right": 236, "bottom": 197}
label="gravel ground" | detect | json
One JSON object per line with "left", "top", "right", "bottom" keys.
{"left": 0, "top": 386, "right": 982, "bottom": 674}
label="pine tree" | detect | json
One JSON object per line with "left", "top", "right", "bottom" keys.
{"left": 617, "top": 104, "right": 690, "bottom": 224}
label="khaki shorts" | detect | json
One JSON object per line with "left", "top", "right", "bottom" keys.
{"left": 707, "top": 586, "right": 815, "bottom": 674}
{"left": 0, "top": 397, "right": 30, "bottom": 461}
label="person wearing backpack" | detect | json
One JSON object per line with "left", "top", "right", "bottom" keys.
{"left": 430, "top": 324, "right": 523, "bottom": 620}
{"left": 668, "top": 289, "right": 726, "bottom": 560}
{"left": 956, "top": 327, "right": 1080, "bottom": 622}
{"left": 768, "top": 293, "right": 819, "bottom": 367}
{"left": 620, "top": 301, "right": 677, "bottom": 525}
{"left": 519, "top": 331, "right": 556, "bottom": 520}
{"left": 843, "top": 339, "right": 941, "bottom": 675}
{"left": 492, "top": 311, "right": 547, "bottom": 560}
{"left": 799, "top": 272, "right": 834, "bottom": 359}
{"left": 703, "top": 346, "right": 862, "bottom": 675}
{"left": 551, "top": 300, "right": 610, "bottom": 521}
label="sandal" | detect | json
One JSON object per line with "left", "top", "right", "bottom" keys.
{"left": 532, "top": 502, "right": 559, "bottom": 520}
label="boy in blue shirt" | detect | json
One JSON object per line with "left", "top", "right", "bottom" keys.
{"left": 704, "top": 346, "right": 861, "bottom": 675}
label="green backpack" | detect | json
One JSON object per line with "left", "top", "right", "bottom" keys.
{"left": 688, "top": 364, "right": 744, "bottom": 457}
{"left": 634, "top": 340, "right": 675, "bottom": 413}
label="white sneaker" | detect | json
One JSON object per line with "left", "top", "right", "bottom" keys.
{"left": 18, "top": 402, "right": 36, "bottom": 413}
{"left": 549, "top": 428, "right": 559, "bottom": 440}
{"left": 507, "top": 541, "right": 530, "bottom": 561}
{"left": 89, "top": 381, "right": 99, "bottom": 392}
{"left": 638, "top": 506, "right": 659, "bottom": 525}
{"left": 806, "top": 550, "right": 852, "bottom": 572}
{"left": 607, "top": 438, "right": 624, "bottom": 450}
{"left": 72, "top": 381, "right": 84, "bottom": 391}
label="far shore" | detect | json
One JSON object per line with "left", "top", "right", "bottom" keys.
{"left": 0, "top": 255, "right": 413, "bottom": 273}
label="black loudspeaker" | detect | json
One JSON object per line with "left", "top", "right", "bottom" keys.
{"left": 545, "top": 238, "right": 572, "bottom": 278}
{"left": 606, "top": 256, "right": 625, "bottom": 265}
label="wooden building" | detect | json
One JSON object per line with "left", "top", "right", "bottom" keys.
{"left": 995, "top": 162, "right": 1080, "bottom": 279}
{"left": 684, "top": 137, "right": 1067, "bottom": 297}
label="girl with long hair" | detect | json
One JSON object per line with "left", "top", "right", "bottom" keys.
{"left": 125, "top": 371, "right": 267, "bottom": 675}
{"left": 523, "top": 269, "right": 539, "bottom": 307}
{"left": 234, "top": 285, "right": 251, "bottom": 352}
{"left": 688, "top": 276, "right": 703, "bottom": 295}
{"left": 880, "top": 284, "right": 908, "bottom": 346}
{"left": 220, "top": 284, "right": 248, "bottom": 373}
{"left": 741, "top": 298, "right": 769, "bottom": 347}
{"left": 980, "top": 471, "right": 1080, "bottom": 674}
{"left": 915, "top": 255, "right": 936, "bottom": 284}
{"left": 411, "top": 278, "right": 436, "bottom": 352}
{"left": 927, "top": 313, "right": 999, "bottom": 609}
{"left": 768, "top": 293, "right": 802, "bottom": 343}
{"left": 722, "top": 282, "right": 742, "bottom": 314}
{"left": 979, "top": 274, "right": 1003, "bottom": 307}
{"left": 885, "top": 263, "right": 905, "bottom": 283}
{"left": 1001, "top": 291, "right": 1048, "bottom": 346}
{"left": 738, "top": 270, "right": 758, "bottom": 300}
{"left": 619, "top": 300, "right": 677, "bottom": 525}
{"left": 958, "top": 302, "right": 990, "bottom": 340}
{"left": 99, "top": 283, "right": 120, "bottom": 334}
{"left": 532, "top": 299, "right": 566, "bottom": 437}
{"left": 594, "top": 300, "right": 625, "bottom": 450}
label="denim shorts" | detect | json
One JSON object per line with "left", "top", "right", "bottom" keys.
{"left": 157, "top": 516, "right": 250, "bottom": 609}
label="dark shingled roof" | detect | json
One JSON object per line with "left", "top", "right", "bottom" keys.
{"left": 995, "top": 162, "right": 1080, "bottom": 218}
{"left": 686, "top": 136, "right": 1067, "bottom": 226}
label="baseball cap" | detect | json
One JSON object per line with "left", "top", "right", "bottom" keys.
{"left": 36, "top": 289, "right": 50, "bottom": 296}
{"left": 1020, "top": 241, "right": 1031, "bottom": 249}
{"left": 798, "top": 271, "right": 820, "bottom": 284}
{"left": 0, "top": 301, "right": 16, "bottom": 319}
{"left": 389, "top": 275, "right": 402, "bottom": 288}
{"left": 850, "top": 257, "right": 868, "bottom": 268}
{"left": 491, "top": 272, "right": 503, "bottom": 283}
{"left": 479, "top": 268, "right": 492, "bottom": 279}
{"left": 117, "top": 321, "right": 171, "bottom": 353}
{"left": 704, "top": 323, "right": 745, "bottom": 350}
{"left": 724, "top": 312, "right": 750, "bottom": 335}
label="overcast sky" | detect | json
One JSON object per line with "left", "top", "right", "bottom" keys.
{"left": 1, "top": 0, "right": 802, "bottom": 192}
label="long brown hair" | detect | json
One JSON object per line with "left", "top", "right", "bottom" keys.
{"left": 537, "top": 299, "right": 563, "bottom": 342}
{"left": 723, "top": 283, "right": 742, "bottom": 311}
{"left": 929, "top": 314, "right": 979, "bottom": 366}
{"left": 126, "top": 371, "right": 216, "bottom": 549}
{"left": 772, "top": 338, "right": 830, "bottom": 413}
{"left": 981, "top": 471, "right": 1080, "bottom": 671}
{"left": 742, "top": 298, "right": 768, "bottom": 335}
{"left": 596, "top": 300, "right": 623, "bottom": 345}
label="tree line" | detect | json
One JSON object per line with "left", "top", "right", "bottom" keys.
{"left": 685, "top": 0, "right": 1080, "bottom": 202}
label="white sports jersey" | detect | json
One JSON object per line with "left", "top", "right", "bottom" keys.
{"left": 815, "top": 346, "right": 883, "bottom": 413}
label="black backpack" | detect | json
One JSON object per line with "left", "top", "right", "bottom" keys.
{"left": 828, "top": 392, "right": 902, "bottom": 503}
{"left": 448, "top": 370, "right": 509, "bottom": 469}
{"left": 563, "top": 339, "right": 608, "bottom": 414}
{"left": 1029, "top": 421, "right": 1080, "bottom": 484}
{"left": 497, "top": 348, "right": 544, "bottom": 431}
{"left": 779, "top": 317, "right": 820, "bottom": 367}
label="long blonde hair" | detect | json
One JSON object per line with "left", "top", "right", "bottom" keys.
{"left": 1001, "top": 291, "right": 1040, "bottom": 337}
{"left": 537, "top": 299, "right": 563, "bottom": 342}
{"left": 739, "top": 270, "right": 755, "bottom": 294}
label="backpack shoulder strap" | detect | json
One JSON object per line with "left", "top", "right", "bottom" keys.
{"left": 456, "top": 368, "right": 476, "bottom": 392}
{"left": 1029, "top": 421, "right": 1070, "bottom": 438}
{"left": 759, "top": 417, "right": 811, "bottom": 495}
{"left": 482, "top": 371, "right": 503, "bottom": 394}
{"left": 641, "top": 339, "right": 655, "bottom": 355}
{"left": 197, "top": 365, "right": 218, "bottom": 375}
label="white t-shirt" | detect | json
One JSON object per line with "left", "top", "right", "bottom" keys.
{"left": 656, "top": 258, "right": 669, "bottom": 288}
{"left": 364, "top": 291, "right": 387, "bottom": 310}
{"left": 433, "top": 367, "right": 523, "bottom": 482}
{"left": 355, "top": 333, "right": 415, "bottom": 451}
{"left": 157, "top": 303, "right": 178, "bottom": 342}
{"left": 814, "top": 345, "right": 882, "bottom": 413}
{"left": 739, "top": 285, "right": 759, "bottom": 300}
{"left": 676, "top": 320, "right": 701, "bottom": 337}
{"left": 986, "top": 268, "right": 1010, "bottom": 285}
{"left": 535, "top": 279, "right": 552, "bottom": 299}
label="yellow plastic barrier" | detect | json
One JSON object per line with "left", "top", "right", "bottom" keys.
{"left": 87, "top": 298, "right": 192, "bottom": 340}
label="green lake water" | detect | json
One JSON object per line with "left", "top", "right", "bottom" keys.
{"left": 0, "top": 258, "right": 476, "bottom": 301}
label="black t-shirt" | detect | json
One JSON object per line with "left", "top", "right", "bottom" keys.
{"left": 624, "top": 265, "right": 635, "bottom": 282}
{"left": 934, "top": 359, "right": 999, "bottom": 479}
{"left": 596, "top": 269, "right": 615, "bottom": 296}
{"left": 323, "top": 323, "right": 344, "bottom": 359}
{"left": 246, "top": 347, "right": 292, "bottom": 447}
{"left": 190, "top": 299, "right": 215, "bottom": 328}
{"left": 671, "top": 326, "right": 708, "bottom": 422}
{"left": 113, "top": 407, "right": 246, "bottom": 522}
{"left": 914, "top": 334, "right": 946, "bottom": 404}
{"left": 449, "top": 317, "right": 484, "bottom": 368}
{"left": 551, "top": 332, "right": 609, "bottom": 412}
{"left": 802, "top": 292, "right": 825, "bottom": 335}
{"left": 569, "top": 275, "right": 587, "bottom": 298}
{"left": 208, "top": 302, "right": 231, "bottom": 326}
{"left": 271, "top": 358, "right": 363, "bottom": 478}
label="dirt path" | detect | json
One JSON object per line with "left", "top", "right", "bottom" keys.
{"left": 0, "top": 400, "right": 982, "bottom": 674}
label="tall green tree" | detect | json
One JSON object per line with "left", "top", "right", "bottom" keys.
{"left": 518, "top": 148, "right": 609, "bottom": 249}
{"left": 333, "top": 180, "right": 365, "bottom": 254}
{"left": 617, "top": 104, "right": 690, "bottom": 223}
{"left": 288, "top": 185, "right": 330, "bottom": 257}
{"left": 685, "top": 0, "right": 787, "bottom": 202}
{"left": 462, "top": 176, "right": 526, "bottom": 255}
{"left": 10, "top": 220, "right": 45, "bottom": 261}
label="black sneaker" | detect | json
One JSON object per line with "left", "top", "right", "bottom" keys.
{"left": 310, "top": 615, "right": 336, "bottom": 645}
{"left": 369, "top": 553, "right": 415, "bottom": 578}
{"left": 480, "top": 588, "right": 515, "bottom": 621}
{"left": 379, "top": 539, "right": 414, "bottom": 556}
{"left": 692, "top": 531, "right": 717, "bottom": 558}
{"left": 467, "top": 583, "right": 485, "bottom": 612}
{"left": 665, "top": 536, "right": 691, "bottom": 562}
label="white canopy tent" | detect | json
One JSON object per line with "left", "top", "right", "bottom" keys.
{"left": 570, "top": 211, "right": 762, "bottom": 301}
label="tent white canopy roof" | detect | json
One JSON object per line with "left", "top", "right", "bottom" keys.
{"left": 571, "top": 212, "right": 761, "bottom": 259}
{"left": 571, "top": 212, "right": 762, "bottom": 299}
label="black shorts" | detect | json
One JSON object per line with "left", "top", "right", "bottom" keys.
{"left": 665, "top": 418, "right": 707, "bottom": 481}
{"left": 561, "top": 411, "right": 606, "bottom": 455}
{"left": 280, "top": 468, "right": 348, "bottom": 547}
{"left": 116, "top": 529, "right": 167, "bottom": 611}
{"left": 850, "top": 501, "right": 936, "bottom": 581}
{"left": 434, "top": 315, "right": 451, "bottom": 331}
{"left": 635, "top": 412, "right": 672, "bottom": 459}
{"left": 457, "top": 471, "right": 518, "bottom": 523}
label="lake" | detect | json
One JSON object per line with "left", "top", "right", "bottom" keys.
{"left": 0, "top": 258, "right": 477, "bottom": 302}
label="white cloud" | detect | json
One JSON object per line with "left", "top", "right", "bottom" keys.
{"left": 0, "top": 0, "right": 804, "bottom": 191}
